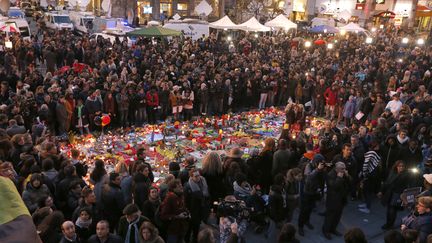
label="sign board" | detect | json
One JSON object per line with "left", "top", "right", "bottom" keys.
{"left": 163, "top": 22, "right": 209, "bottom": 40}
{"left": 394, "top": 16, "right": 403, "bottom": 25}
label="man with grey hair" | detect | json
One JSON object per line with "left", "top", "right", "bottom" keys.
{"left": 322, "top": 161, "right": 351, "bottom": 240}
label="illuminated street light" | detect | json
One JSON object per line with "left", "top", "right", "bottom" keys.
{"left": 304, "top": 41, "right": 312, "bottom": 48}
{"left": 340, "top": 29, "right": 346, "bottom": 36}
{"left": 417, "top": 38, "right": 425, "bottom": 45}
{"left": 254, "top": 33, "right": 258, "bottom": 38}
{"left": 371, "top": 27, "right": 377, "bottom": 32}
{"left": 324, "top": 29, "right": 328, "bottom": 33}
{"left": 402, "top": 37, "right": 409, "bottom": 44}
{"left": 327, "top": 43, "right": 334, "bottom": 49}
{"left": 227, "top": 36, "right": 232, "bottom": 41}
{"left": 366, "top": 37, "right": 373, "bottom": 44}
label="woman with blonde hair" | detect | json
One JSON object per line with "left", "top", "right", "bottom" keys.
{"left": 201, "top": 152, "right": 225, "bottom": 202}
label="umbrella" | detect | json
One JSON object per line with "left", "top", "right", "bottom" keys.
{"left": 126, "top": 26, "right": 181, "bottom": 37}
{"left": 309, "top": 25, "right": 339, "bottom": 34}
{"left": 314, "top": 39, "right": 326, "bottom": 45}
{"left": 0, "top": 25, "right": 18, "bottom": 33}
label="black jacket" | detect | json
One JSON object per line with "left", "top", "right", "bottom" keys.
{"left": 117, "top": 215, "right": 149, "bottom": 242}
{"left": 87, "top": 234, "right": 122, "bottom": 243}
{"left": 325, "top": 169, "right": 351, "bottom": 209}
{"left": 101, "top": 183, "right": 125, "bottom": 226}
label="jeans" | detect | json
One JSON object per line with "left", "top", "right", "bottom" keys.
{"left": 119, "top": 109, "right": 128, "bottom": 127}
{"left": 137, "top": 108, "right": 147, "bottom": 125}
{"left": 259, "top": 93, "right": 267, "bottom": 110}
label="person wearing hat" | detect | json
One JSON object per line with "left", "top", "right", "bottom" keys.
{"left": 223, "top": 147, "right": 248, "bottom": 176}
{"left": 297, "top": 154, "right": 326, "bottom": 236}
{"left": 322, "top": 162, "right": 351, "bottom": 240}
{"left": 118, "top": 203, "right": 150, "bottom": 243}
{"left": 418, "top": 174, "right": 432, "bottom": 198}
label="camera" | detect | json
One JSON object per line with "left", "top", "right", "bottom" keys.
{"left": 214, "top": 199, "right": 252, "bottom": 221}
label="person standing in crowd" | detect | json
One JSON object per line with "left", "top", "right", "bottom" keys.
{"left": 87, "top": 220, "right": 123, "bottom": 243}
{"left": 258, "top": 138, "right": 275, "bottom": 193}
{"left": 201, "top": 151, "right": 225, "bottom": 204}
{"left": 160, "top": 179, "right": 189, "bottom": 243}
{"left": 60, "top": 220, "right": 79, "bottom": 243}
{"left": 184, "top": 169, "right": 210, "bottom": 243}
{"left": 359, "top": 141, "right": 381, "bottom": 214}
{"left": 322, "top": 162, "right": 351, "bottom": 240}
{"left": 139, "top": 222, "right": 165, "bottom": 243}
{"left": 284, "top": 168, "right": 303, "bottom": 223}
{"left": 101, "top": 172, "right": 126, "bottom": 232}
{"left": 146, "top": 86, "right": 159, "bottom": 124}
{"left": 118, "top": 204, "right": 150, "bottom": 243}
{"left": 298, "top": 154, "right": 326, "bottom": 236}
{"left": 379, "top": 160, "right": 411, "bottom": 230}
{"left": 272, "top": 139, "right": 292, "bottom": 176}
{"left": 401, "top": 196, "right": 432, "bottom": 243}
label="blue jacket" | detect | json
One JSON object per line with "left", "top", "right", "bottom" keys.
{"left": 411, "top": 212, "right": 432, "bottom": 243}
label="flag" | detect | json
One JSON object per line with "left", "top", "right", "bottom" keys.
{"left": 0, "top": 176, "right": 42, "bottom": 243}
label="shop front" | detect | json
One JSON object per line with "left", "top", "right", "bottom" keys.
{"left": 415, "top": 2, "right": 432, "bottom": 31}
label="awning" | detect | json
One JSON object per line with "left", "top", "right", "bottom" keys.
{"left": 374, "top": 11, "right": 396, "bottom": 18}
{"left": 416, "top": 5, "right": 432, "bottom": 17}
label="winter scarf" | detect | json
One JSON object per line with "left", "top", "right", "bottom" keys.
{"left": 75, "top": 217, "right": 92, "bottom": 229}
{"left": 188, "top": 176, "right": 209, "bottom": 197}
{"left": 397, "top": 135, "right": 409, "bottom": 145}
{"left": 233, "top": 181, "right": 252, "bottom": 198}
{"left": 125, "top": 216, "right": 140, "bottom": 243}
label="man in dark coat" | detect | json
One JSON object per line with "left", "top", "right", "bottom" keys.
{"left": 322, "top": 162, "right": 351, "bottom": 240}
{"left": 101, "top": 172, "right": 125, "bottom": 232}
{"left": 332, "top": 143, "right": 358, "bottom": 199}
{"left": 117, "top": 204, "right": 150, "bottom": 243}
{"left": 87, "top": 220, "right": 122, "bottom": 243}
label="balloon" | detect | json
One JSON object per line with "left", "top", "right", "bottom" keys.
{"left": 102, "top": 115, "right": 111, "bottom": 126}
{"left": 94, "top": 116, "right": 102, "bottom": 126}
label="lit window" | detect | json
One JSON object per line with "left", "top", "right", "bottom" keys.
{"left": 178, "top": 3, "right": 187, "bottom": 11}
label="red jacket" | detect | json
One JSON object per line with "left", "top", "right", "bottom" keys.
{"left": 160, "top": 191, "right": 189, "bottom": 234}
{"left": 324, "top": 87, "right": 337, "bottom": 106}
{"left": 146, "top": 91, "right": 159, "bottom": 107}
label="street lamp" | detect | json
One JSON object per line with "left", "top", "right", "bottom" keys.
{"left": 227, "top": 36, "right": 232, "bottom": 41}
{"left": 327, "top": 43, "right": 334, "bottom": 49}
{"left": 254, "top": 33, "right": 258, "bottom": 38}
{"left": 417, "top": 38, "right": 425, "bottom": 45}
{"left": 304, "top": 41, "right": 311, "bottom": 48}
{"left": 366, "top": 37, "right": 373, "bottom": 44}
{"left": 402, "top": 37, "right": 409, "bottom": 44}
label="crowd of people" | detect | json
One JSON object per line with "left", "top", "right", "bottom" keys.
{"left": 0, "top": 17, "right": 432, "bottom": 243}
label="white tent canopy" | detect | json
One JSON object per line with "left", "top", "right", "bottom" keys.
{"left": 238, "top": 17, "right": 270, "bottom": 32}
{"left": 264, "top": 14, "right": 297, "bottom": 30}
{"left": 311, "top": 17, "right": 335, "bottom": 27}
{"left": 339, "top": 22, "right": 366, "bottom": 32}
{"left": 209, "top": 15, "right": 238, "bottom": 30}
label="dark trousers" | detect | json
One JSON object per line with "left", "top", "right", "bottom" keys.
{"left": 298, "top": 195, "right": 315, "bottom": 228}
{"left": 322, "top": 205, "right": 344, "bottom": 233}
{"left": 386, "top": 205, "right": 399, "bottom": 226}
{"left": 147, "top": 107, "right": 157, "bottom": 124}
